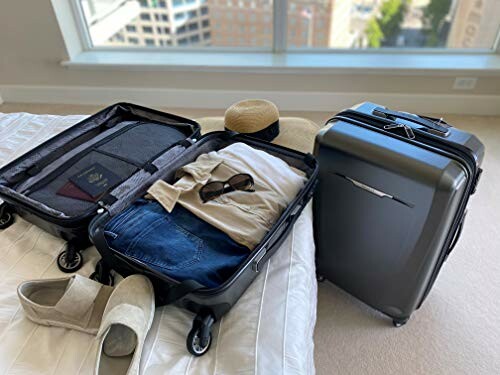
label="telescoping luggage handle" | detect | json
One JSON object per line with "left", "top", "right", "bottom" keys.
{"left": 372, "top": 107, "right": 450, "bottom": 137}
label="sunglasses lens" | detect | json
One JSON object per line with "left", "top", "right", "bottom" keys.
{"left": 200, "top": 181, "right": 224, "bottom": 201}
{"left": 229, "top": 174, "right": 253, "bottom": 191}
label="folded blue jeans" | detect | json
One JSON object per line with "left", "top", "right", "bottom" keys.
{"left": 104, "top": 199, "right": 249, "bottom": 288}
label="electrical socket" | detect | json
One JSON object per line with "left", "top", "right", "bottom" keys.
{"left": 453, "top": 77, "right": 477, "bottom": 90}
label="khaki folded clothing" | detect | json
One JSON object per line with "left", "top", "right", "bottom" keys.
{"left": 146, "top": 142, "right": 306, "bottom": 249}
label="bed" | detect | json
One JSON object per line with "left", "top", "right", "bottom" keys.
{"left": 0, "top": 111, "right": 318, "bottom": 374}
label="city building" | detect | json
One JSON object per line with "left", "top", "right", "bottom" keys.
{"left": 81, "top": 0, "right": 141, "bottom": 44}
{"left": 446, "top": 0, "right": 500, "bottom": 48}
{"left": 105, "top": 0, "right": 211, "bottom": 47}
{"left": 102, "top": 0, "right": 356, "bottom": 49}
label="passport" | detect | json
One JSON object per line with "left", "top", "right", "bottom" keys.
{"left": 68, "top": 163, "right": 121, "bottom": 198}
{"left": 56, "top": 181, "right": 95, "bottom": 202}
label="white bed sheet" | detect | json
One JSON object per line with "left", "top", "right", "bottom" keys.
{"left": 0, "top": 112, "right": 317, "bottom": 375}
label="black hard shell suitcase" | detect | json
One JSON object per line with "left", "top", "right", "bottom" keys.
{"left": 88, "top": 131, "right": 318, "bottom": 355}
{"left": 0, "top": 103, "right": 200, "bottom": 272}
{"left": 314, "top": 102, "right": 484, "bottom": 327}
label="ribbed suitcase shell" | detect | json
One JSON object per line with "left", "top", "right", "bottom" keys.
{"left": 314, "top": 102, "right": 484, "bottom": 325}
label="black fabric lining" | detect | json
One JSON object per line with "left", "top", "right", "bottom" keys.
{"left": 23, "top": 122, "right": 188, "bottom": 217}
{"left": 0, "top": 103, "right": 199, "bottom": 187}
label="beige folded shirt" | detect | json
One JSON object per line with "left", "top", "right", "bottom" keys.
{"left": 146, "top": 142, "right": 307, "bottom": 249}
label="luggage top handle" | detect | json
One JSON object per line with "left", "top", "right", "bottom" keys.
{"left": 372, "top": 107, "right": 450, "bottom": 137}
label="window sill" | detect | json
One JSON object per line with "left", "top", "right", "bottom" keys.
{"left": 62, "top": 50, "right": 500, "bottom": 76}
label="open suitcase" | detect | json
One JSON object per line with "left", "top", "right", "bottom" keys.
{"left": 0, "top": 102, "right": 318, "bottom": 355}
{"left": 314, "top": 102, "right": 484, "bottom": 327}
{"left": 0, "top": 103, "right": 200, "bottom": 272}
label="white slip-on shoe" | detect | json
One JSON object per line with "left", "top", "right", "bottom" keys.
{"left": 94, "top": 274, "right": 155, "bottom": 375}
{"left": 17, "top": 274, "right": 114, "bottom": 334}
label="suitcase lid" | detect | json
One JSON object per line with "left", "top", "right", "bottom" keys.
{"left": 0, "top": 103, "right": 201, "bottom": 225}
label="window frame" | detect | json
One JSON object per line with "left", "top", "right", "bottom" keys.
{"left": 69, "top": 0, "right": 500, "bottom": 56}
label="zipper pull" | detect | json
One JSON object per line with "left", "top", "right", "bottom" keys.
{"left": 383, "top": 123, "right": 415, "bottom": 139}
{"left": 403, "top": 125, "right": 415, "bottom": 139}
{"left": 97, "top": 200, "right": 108, "bottom": 214}
{"left": 383, "top": 124, "right": 401, "bottom": 130}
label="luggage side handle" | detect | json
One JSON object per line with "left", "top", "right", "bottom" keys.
{"left": 373, "top": 107, "right": 450, "bottom": 136}
{"left": 252, "top": 205, "right": 302, "bottom": 273}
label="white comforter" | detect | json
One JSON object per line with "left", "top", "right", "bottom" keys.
{"left": 0, "top": 112, "right": 317, "bottom": 375}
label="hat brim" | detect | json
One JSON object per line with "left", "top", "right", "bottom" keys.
{"left": 196, "top": 117, "right": 321, "bottom": 154}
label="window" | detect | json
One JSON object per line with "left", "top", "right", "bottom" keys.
{"left": 128, "top": 37, "right": 139, "bottom": 44}
{"left": 189, "top": 22, "right": 199, "bottom": 31}
{"left": 145, "top": 38, "right": 155, "bottom": 46}
{"left": 190, "top": 35, "right": 200, "bottom": 43}
{"left": 76, "top": 0, "right": 500, "bottom": 51}
{"left": 287, "top": 0, "right": 500, "bottom": 49}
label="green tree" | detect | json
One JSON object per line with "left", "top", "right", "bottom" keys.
{"left": 365, "top": 18, "right": 384, "bottom": 48}
{"left": 365, "top": 0, "right": 407, "bottom": 48}
{"left": 424, "top": 0, "right": 452, "bottom": 46}
{"left": 379, "top": 0, "right": 407, "bottom": 45}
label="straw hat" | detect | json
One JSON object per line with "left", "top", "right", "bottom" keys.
{"left": 224, "top": 99, "right": 280, "bottom": 142}
{"left": 197, "top": 99, "right": 321, "bottom": 154}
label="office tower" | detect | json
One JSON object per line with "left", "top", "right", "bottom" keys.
{"left": 104, "top": 0, "right": 211, "bottom": 47}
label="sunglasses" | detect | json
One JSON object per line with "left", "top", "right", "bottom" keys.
{"left": 199, "top": 173, "right": 255, "bottom": 202}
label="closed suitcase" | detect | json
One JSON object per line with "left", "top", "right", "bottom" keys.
{"left": 88, "top": 131, "right": 318, "bottom": 355}
{"left": 0, "top": 103, "right": 200, "bottom": 272}
{"left": 314, "top": 102, "right": 484, "bottom": 326}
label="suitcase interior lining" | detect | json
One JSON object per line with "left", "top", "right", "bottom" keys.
{"left": 10, "top": 121, "right": 189, "bottom": 218}
{"left": 100, "top": 134, "right": 315, "bottom": 288}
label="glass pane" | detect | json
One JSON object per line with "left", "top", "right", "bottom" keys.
{"left": 286, "top": 0, "right": 500, "bottom": 49}
{"left": 79, "top": 0, "right": 273, "bottom": 48}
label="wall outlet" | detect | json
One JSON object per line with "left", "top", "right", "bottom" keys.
{"left": 453, "top": 77, "right": 477, "bottom": 90}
